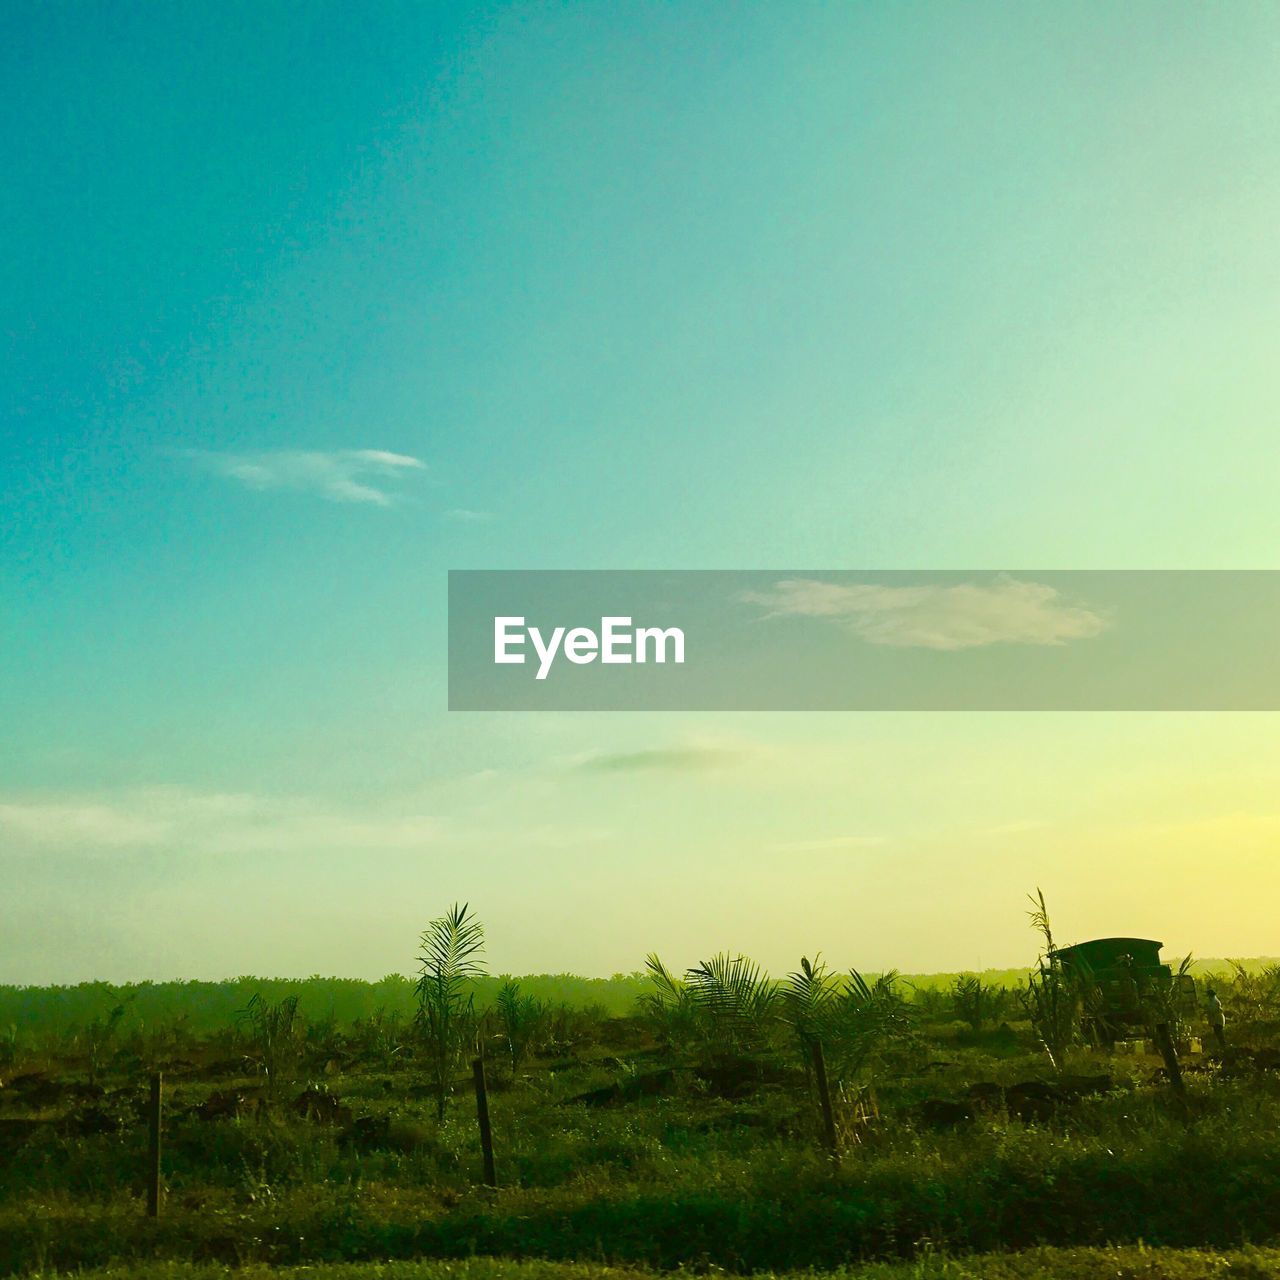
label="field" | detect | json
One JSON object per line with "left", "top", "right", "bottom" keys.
{"left": 3, "top": 912, "right": 1280, "bottom": 1279}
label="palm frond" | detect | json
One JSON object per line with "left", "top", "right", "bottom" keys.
{"left": 686, "top": 953, "right": 778, "bottom": 1024}
{"left": 643, "top": 953, "right": 685, "bottom": 1004}
{"left": 416, "top": 902, "right": 485, "bottom": 991}
{"left": 783, "top": 954, "right": 837, "bottom": 1037}
{"left": 1027, "top": 888, "right": 1056, "bottom": 957}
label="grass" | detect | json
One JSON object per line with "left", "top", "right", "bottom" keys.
{"left": 15, "top": 1247, "right": 1280, "bottom": 1277}
{"left": 5, "top": 1070, "right": 1280, "bottom": 1273}
{"left": 5, "top": 949, "right": 1280, "bottom": 1278}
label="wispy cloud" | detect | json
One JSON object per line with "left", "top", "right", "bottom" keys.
{"left": 187, "top": 449, "right": 427, "bottom": 506}
{"left": 742, "top": 576, "right": 1108, "bottom": 651}
{"left": 0, "top": 788, "right": 441, "bottom": 855}
{"left": 444, "top": 507, "right": 495, "bottom": 523}
{"left": 573, "top": 743, "right": 754, "bottom": 774}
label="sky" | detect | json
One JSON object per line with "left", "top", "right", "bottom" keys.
{"left": 3, "top": 3, "right": 1280, "bottom": 984}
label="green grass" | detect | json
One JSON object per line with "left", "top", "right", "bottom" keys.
{"left": 5, "top": 1073, "right": 1280, "bottom": 1274}
{"left": 5, "top": 964, "right": 1280, "bottom": 1277}
{"left": 17, "top": 1247, "right": 1280, "bottom": 1278}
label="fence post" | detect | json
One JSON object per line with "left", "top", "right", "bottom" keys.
{"left": 147, "top": 1070, "right": 163, "bottom": 1217}
{"left": 810, "top": 1038, "right": 839, "bottom": 1160}
{"left": 472, "top": 1054, "right": 497, "bottom": 1187}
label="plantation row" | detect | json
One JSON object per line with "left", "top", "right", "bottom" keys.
{"left": 3, "top": 911, "right": 1279, "bottom": 1099}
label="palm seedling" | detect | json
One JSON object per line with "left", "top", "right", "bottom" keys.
{"left": 683, "top": 952, "right": 779, "bottom": 1060}
{"left": 0, "top": 1024, "right": 17, "bottom": 1073}
{"left": 355, "top": 1007, "right": 407, "bottom": 1070}
{"left": 783, "top": 955, "right": 910, "bottom": 1149}
{"left": 641, "top": 952, "right": 781, "bottom": 1093}
{"left": 1018, "top": 889, "right": 1080, "bottom": 1070}
{"left": 785, "top": 958, "right": 910, "bottom": 1063}
{"left": 1139, "top": 952, "right": 1197, "bottom": 1046}
{"left": 783, "top": 954, "right": 839, "bottom": 1050}
{"left": 950, "top": 974, "right": 992, "bottom": 1034}
{"left": 82, "top": 1000, "right": 129, "bottom": 1089}
{"left": 495, "top": 977, "right": 546, "bottom": 1075}
{"left": 806, "top": 965, "right": 912, "bottom": 1082}
{"left": 415, "top": 902, "right": 485, "bottom": 1120}
{"left": 237, "top": 992, "right": 303, "bottom": 1099}
{"left": 640, "top": 953, "right": 698, "bottom": 1051}
{"left": 839, "top": 970, "right": 912, "bottom": 1071}
{"left": 1223, "top": 960, "right": 1280, "bottom": 1041}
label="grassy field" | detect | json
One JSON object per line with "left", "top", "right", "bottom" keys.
{"left": 19, "top": 1249, "right": 1280, "bottom": 1278}
{"left": 3, "top": 925, "right": 1280, "bottom": 1278}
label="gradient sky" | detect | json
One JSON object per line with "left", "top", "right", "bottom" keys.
{"left": 4, "top": 3, "right": 1280, "bottom": 984}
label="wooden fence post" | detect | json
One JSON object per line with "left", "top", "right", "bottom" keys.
{"left": 472, "top": 1055, "right": 497, "bottom": 1187}
{"left": 810, "top": 1039, "right": 839, "bottom": 1160}
{"left": 147, "top": 1070, "right": 163, "bottom": 1217}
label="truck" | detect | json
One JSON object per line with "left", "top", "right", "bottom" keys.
{"left": 1051, "top": 936, "right": 1196, "bottom": 1044}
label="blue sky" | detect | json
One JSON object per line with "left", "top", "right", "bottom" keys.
{"left": 4, "top": 4, "right": 1280, "bottom": 982}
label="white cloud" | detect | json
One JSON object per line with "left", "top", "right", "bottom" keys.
{"left": 0, "top": 787, "right": 441, "bottom": 856}
{"left": 0, "top": 800, "right": 168, "bottom": 848}
{"left": 573, "top": 745, "right": 746, "bottom": 774}
{"left": 188, "top": 449, "right": 426, "bottom": 505}
{"left": 742, "top": 576, "right": 1108, "bottom": 650}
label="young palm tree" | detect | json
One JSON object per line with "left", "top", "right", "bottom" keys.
{"left": 237, "top": 993, "right": 302, "bottom": 1100}
{"left": 684, "top": 952, "right": 779, "bottom": 1060}
{"left": 786, "top": 959, "right": 911, "bottom": 1082}
{"left": 495, "top": 977, "right": 546, "bottom": 1075}
{"left": 783, "top": 954, "right": 838, "bottom": 1048}
{"left": 1019, "top": 888, "right": 1078, "bottom": 1070}
{"left": 640, "top": 953, "right": 698, "bottom": 1050}
{"left": 415, "top": 903, "right": 485, "bottom": 1120}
